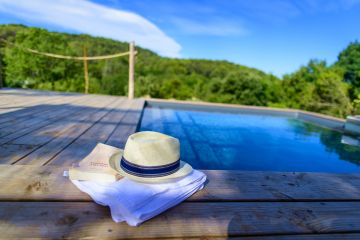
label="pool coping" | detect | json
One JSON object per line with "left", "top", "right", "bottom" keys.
{"left": 144, "top": 98, "right": 346, "bottom": 132}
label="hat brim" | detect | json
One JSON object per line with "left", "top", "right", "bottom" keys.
{"left": 108, "top": 149, "right": 193, "bottom": 183}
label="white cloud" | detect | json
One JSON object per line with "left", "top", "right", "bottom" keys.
{"left": 0, "top": 0, "right": 181, "bottom": 57}
{"left": 228, "top": 0, "right": 360, "bottom": 23}
{"left": 295, "top": 0, "right": 360, "bottom": 13}
{"left": 171, "top": 18, "right": 249, "bottom": 37}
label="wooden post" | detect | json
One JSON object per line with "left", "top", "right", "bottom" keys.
{"left": 83, "top": 46, "right": 89, "bottom": 94}
{"left": 128, "top": 41, "right": 135, "bottom": 99}
{"left": 0, "top": 57, "right": 3, "bottom": 89}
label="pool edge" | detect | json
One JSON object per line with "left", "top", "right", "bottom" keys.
{"left": 144, "top": 98, "right": 346, "bottom": 132}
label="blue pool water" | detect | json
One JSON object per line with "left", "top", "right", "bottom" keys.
{"left": 140, "top": 106, "right": 360, "bottom": 173}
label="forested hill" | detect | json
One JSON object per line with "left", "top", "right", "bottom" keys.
{"left": 0, "top": 24, "right": 359, "bottom": 118}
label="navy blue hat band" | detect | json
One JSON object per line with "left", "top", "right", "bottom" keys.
{"left": 120, "top": 156, "right": 180, "bottom": 178}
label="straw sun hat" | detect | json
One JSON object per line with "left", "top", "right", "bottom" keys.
{"left": 109, "top": 131, "right": 193, "bottom": 183}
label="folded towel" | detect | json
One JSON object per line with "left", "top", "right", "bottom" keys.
{"left": 70, "top": 169, "right": 206, "bottom": 226}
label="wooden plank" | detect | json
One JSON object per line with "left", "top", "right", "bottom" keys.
{"left": 0, "top": 88, "right": 72, "bottom": 96}
{"left": 194, "top": 170, "right": 360, "bottom": 201}
{"left": 0, "top": 95, "right": 107, "bottom": 137}
{"left": 0, "top": 94, "right": 117, "bottom": 125}
{"left": 1, "top": 166, "right": 360, "bottom": 201}
{"left": 230, "top": 234, "right": 360, "bottom": 239}
{"left": 43, "top": 99, "right": 129, "bottom": 166}
{"left": 0, "top": 88, "right": 79, "bottom": 108}
{"left": 14, "top": 99, "right": 123, "bottom": 165}
{"left": 0, "top": 94, "right": 72, "bottom": 114}
{"left": 0, "top": 89, "right": 117, "bottom": 121}
{"left": 106, "top": 99, "right": 144, "bottom": 148}
{"left": 0, "top": 96, "right": 119, "bottom": 164}
{"left": 120, "top": 98, "right": 144, "bottom": 125}
{"left": 128, "top": 41, "right": 135, "bottom": 99}
{"left": 0, "top": 92, "right": 84, "bottom": 118}
{"left": 0, "top": 94, "right": 84, "bottom": 126}
{"left": 0, "top": 201, "right": 360, "bottom": 238}
{"left": 0, "top": 97, "right": 92, "bottom": 140}
{"left": 9, "top": 97, "right": 120, "bottom": 146}
{"left": 156, "top": 235, "right": 360, "bottom": 240}
{"left": 0, "top": 95, "right": 109, "bottom": 144}
{"left": 0, "top": 94, "right": 62, "bottom": 107}
{"left": 0, "top": 144, "right": 38, "bottom": 165}
{"left": 1, "top": 98, "right": 120, "bottom": 165}
{"left": 0, "top": 104, "right": 66, "bottom": 127}
{"left": 47, "top": 99, "right": 142, "bottom": 166}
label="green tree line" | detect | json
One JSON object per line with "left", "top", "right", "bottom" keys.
{"left": 0, "top": 24, "right": 359, "bottom": 118}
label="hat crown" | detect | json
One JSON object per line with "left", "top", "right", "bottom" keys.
{"left": 123, "top": 131, "right": 180, "bottom": 167}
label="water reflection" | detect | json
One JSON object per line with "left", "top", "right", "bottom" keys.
{"left": 288, "top": 119, "right": 360, "bottom": 166}
{"left": 341, "top": 135, "right": 360, "bottom": 148}
{"left": 140, "top": 106, "right": 360, "bottom": 173}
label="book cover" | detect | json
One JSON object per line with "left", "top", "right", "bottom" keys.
{"left": 69, "top": 143, "right": 123, "bottom": 182}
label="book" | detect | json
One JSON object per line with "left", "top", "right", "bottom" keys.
{"left": 69, "top": 143, "right": 123, "bottom": 182}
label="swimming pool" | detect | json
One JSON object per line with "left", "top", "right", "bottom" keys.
{"left": 139, "top": 102, "right": 360, "bottom": 173}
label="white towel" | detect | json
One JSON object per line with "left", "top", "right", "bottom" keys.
{"left": 70, "top": 170, "right": 206, "bottom": 226}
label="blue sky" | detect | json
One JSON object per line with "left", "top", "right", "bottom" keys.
{"left": 0, "top": 0, "right": 360, "bottom": 77}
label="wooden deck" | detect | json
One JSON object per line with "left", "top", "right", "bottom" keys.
{"left": 1, "top": 88, "right": 360, "bottom": 239}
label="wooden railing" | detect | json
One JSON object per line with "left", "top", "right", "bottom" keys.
{"left": 0, "top": 39, "right": 137, "bottom": 99}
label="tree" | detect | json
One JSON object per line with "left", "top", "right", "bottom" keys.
{"left": 353, "top": 94, "right": 360, "bottom": 114}
{"left": 212, "top": 71, "right": 272, "bottom": 106}
{"left": 0, "top": 24, "right": 357, "bottom": 118}
{"left": 336, "top": 41, "right": 360, "bottom": 100}
{"left": 337, "top": 41, "right": 360, "bottom": 86}
{"left": 283, "top": 60, "right": 352, "bottom": 117}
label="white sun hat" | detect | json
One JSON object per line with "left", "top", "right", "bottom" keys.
{"left": 109, "top": 131, "right": 193, "bottom": 183}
